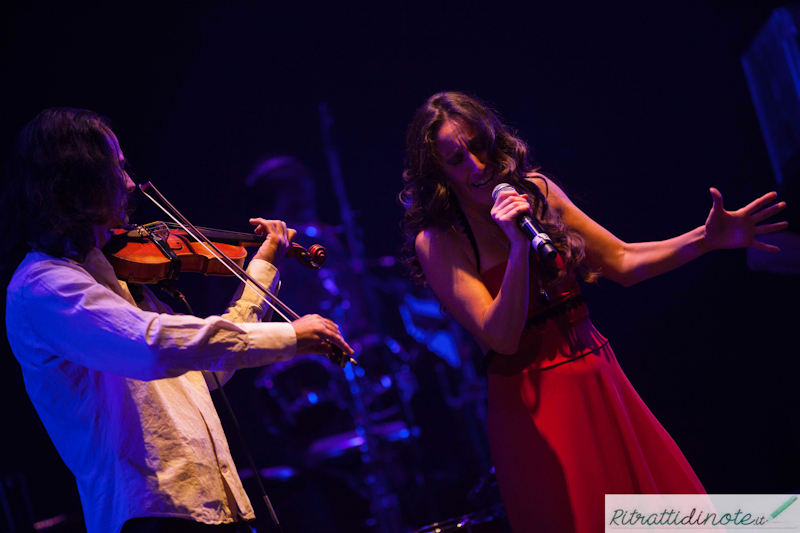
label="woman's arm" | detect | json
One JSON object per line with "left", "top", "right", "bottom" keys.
{"left": 416, "top": 192, "right": 534, "bottom": 354}
{"left": 416, "top": 229, "right": 529, "bottom": 354}
{"left": 534, "top": 176, "right": 788, "bottom": 287}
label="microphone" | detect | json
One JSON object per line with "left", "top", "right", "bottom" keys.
{"left": 491, "top": 183, "right": 558, "bottom": 262}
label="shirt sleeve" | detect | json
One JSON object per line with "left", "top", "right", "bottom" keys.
{"left": 219, "top": 258, "right": 281, "bottom": 323}
{"left": 204, "top": 258, "right": 283, "bottom": 389}
{"left": 8, "top": 259, "right": 297, "bottom": 382}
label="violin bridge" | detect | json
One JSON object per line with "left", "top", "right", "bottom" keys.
{"left": 140, "top": 221, "right": 170, "bottom": 241}
{"left": 135, "top": 223, "right": 182, "bottom": 282}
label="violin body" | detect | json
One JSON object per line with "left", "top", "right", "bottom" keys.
{"left": 105, "top": 224, "right": 248, "bottom": 284}
{"left": 104, "top": 222, "right": 326, "bottom": 284}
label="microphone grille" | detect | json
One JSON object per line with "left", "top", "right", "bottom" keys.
{"left": 491, "top": 183, "right": 515, "bottom": 201}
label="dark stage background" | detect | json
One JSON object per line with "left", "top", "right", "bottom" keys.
{"left": 1, "top": 1, "right": 798, "bottom": 531}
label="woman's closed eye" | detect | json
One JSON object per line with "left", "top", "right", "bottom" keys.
{"left": 447, "top": 151, "right": 464, "bottom": 165}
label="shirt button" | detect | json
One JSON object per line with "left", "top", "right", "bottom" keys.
{"left": 221, "top": 465, "right": 229, "bottom": 473}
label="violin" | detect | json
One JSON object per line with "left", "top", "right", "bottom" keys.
{"left": 122, "top": 181, "right": 355, "bottom": 369}
{"left": 105, "top": 221, "right": 327, "bottom": 285}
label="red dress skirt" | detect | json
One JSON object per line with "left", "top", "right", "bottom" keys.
{"left": 482, "top": 263, "right": 704, "bottom": 533}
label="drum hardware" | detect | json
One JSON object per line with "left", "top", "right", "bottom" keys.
{"left": 466, "top": 467, "right": 502, "bottom": 508}
{"left": 434, "top": 362, "right": 487, "bottom": 409}
{"left": 398, "top": 294, "right": 462, "bottom": 369}
{"left": 238, "top": 466, "right": 299, "bottom": 482}
{"left": 306, "top": 420, "right": 417, "bottom": 463}
{"left": 400, "top": 290, "right": 492, "bottom": 474}
{"left": 254, "top": 313, "right": 426, "bottom": 531}
{"left": 409, "top": 504, "right": 510, "bottom": 533}
{"left": 255, "top": 354, "right": 353, "bottom": 447}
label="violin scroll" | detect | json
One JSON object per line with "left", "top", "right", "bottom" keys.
{"left": 287, "top": 243, "right": 326, "bottom": 270}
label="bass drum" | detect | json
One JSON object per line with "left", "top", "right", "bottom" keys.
{"left": 410, "top": 505, "right": 510, "bottom": 533}
{"left": 254, "top": 354, "right": 353, "bottom": 441}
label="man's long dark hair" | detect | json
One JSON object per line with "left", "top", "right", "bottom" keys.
{"left": 1, "top": 107, "right": 129, "bottom": 276}
{"left": 399, "top": 91, "right": 597, "bottom": 285}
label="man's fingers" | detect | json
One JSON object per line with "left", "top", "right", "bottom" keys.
{"left": 249, "top": 217, "right": 267, "bottom": 230}
{"left": 293, "top": 314, "right": 353, "bottom": 357}
{"left": 249, "top": 218, "right": 289, "bottom": 238}
{"left": 326, "top": 334, "right": 354, "bottom": 355}
{"left": 320, "top": 321, "right": 352, "bottom": 355}
{"left": 306, "top": 335, "right": 352, "bottom": 358}
{"left": 320, "top": 318, "right": 339, "bottom": 335}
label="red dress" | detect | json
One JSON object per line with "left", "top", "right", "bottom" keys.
{"left": 482, "top": 261, "right": 704, "bottom": 533}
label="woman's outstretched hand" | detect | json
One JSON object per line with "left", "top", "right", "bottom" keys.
{"left": 703, "top": 188, "right": 788, "bottom": 252}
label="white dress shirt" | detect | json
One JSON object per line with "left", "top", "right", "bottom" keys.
{"left": 5, "top": 248, "right": 297, "bottom": 533}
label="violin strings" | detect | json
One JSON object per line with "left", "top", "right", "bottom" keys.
{"left": 164, "top": 223, "right": 242, "bottom": 237}
{"left": 139, "top": 184, "right": 296, "bottom": 323}
{"left": 162, "top": 222, "right": 257, "bottom": 242}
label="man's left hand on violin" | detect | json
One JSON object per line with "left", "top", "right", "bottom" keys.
{"left": 250, "top": 218, "right": 297, "bottom": 266}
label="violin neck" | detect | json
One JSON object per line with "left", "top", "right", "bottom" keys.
{"left": 171, "top": 224, "right": 265, "bottom": 246}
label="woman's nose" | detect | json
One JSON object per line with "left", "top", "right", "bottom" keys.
{"left": 467, "top": 151, "right": 486, "bottom": 172}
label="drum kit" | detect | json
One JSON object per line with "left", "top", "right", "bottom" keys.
{"left": 242, "top": 225, "right": 507, "bottom": 531}
{"left": 239, "top": 105, "right": 510, "bottom": 532}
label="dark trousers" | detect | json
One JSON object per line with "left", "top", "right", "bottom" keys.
{"left": 121, "top": 517, "right": 253, "bottom": 533}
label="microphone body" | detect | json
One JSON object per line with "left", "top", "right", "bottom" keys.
{"left": 491, "top": 183, "right": 558, "bottom": 263}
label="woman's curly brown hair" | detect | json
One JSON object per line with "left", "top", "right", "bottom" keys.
{"left": 399, "top": 91, "right": 597, "bottom": 285}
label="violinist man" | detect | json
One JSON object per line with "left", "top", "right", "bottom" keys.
{"left": 1, "top": 107, "right": 354, "bottom": 533}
